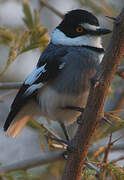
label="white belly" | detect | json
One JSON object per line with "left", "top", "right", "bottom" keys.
{"left": 37, "top": 86, "right": 88, "bottom": 124}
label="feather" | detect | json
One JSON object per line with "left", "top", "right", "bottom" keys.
{"left": 6, "top": 115, "right": 30, "bottom": 138}
{"left": 23, "top": 83, "right": 43, "bottom": 96}
{"left": 25, "top": 64, "right": 46, "bottom": 85}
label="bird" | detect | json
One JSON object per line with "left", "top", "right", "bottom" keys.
{"left": 3, "top": 9, "right": 111, "bottom": 139}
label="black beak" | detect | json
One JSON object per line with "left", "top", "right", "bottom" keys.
{"left": 95, "top": 28, "right": 112, "bottom": 35}
{"left": 86, "top": 27, "right": 112, "bottom": 36}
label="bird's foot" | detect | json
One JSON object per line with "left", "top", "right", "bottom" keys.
{"left": 49, "top": 136, "right": 74, "bottom": 159}
{"left": 77, "top": 114, "right": 83, "bottom": 125}
{"left": 100, "top": 116, "right": 112, "bottom": 126}
{"left": 48, "top": 136, "right": 68, "bottom": 146}
{"left": 62, "top": 140, "right": 75, "bottom": 160}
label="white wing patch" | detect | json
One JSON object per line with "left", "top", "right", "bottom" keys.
{"left": 24, "top": 83, "right": 43, "bottom": 96}
{"left": 59, "top": 62, "right": 66, "bottom": 69}
{"left": 25, "top": 64, "right": 46, "bottom": 85}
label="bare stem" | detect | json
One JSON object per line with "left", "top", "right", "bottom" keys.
{"left": 102, "top": 134, "right": 113, "bottom": 179}
{"left": 0, "top": 82, "right": 22, "bottom": 89}
{"left": 0, "top": 151, "right": 100, "bottom": 175}
{"left": 39, "top": 0, "right": 64, "bottom": 19}
{"left": 111, "top": 156, "right": 124, "bottom": 164}
{"left": 0, "top": 151, "right": 64, "bottom": 173}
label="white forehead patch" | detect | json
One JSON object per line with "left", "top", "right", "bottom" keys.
{"left": 51, "top": 28, "right": 103, "bottom": 48}
{"left": 81, "top": 23, "right": 100, "bottom": 31}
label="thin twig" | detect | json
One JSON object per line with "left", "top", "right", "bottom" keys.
{"left": 93, "top": 145, "right": 108, "bottom": 158}
{"left": 39, "top": 0, "right": 64, "bottom": 19}
{"left": 0, "top": 90, "right": 17, "bottom": 102}
{"left": 111, "top": 156, "right": 124, "bottom": 164}
{"left": 103, "top": 134, "right": 113, "bottom": 163}
{"left": 85, "top": 161, "right": 100, "bottom": 175}
{"left": 40, "top": 123, "right": 62, "bottom": 140}
{"left": 51, "top": 143, "right": 67, "bottom": 150}
{"left": 0, "top": 82, "right": 22, "bottom": 89}
{"left": 93, "top": 135, "right": 124, "bottom": 160}
{"left": 0, "top": 151, "right": 64, "bottom": 173}
{"left": 112, "top": 134, "right": 124, "bottom": 144}
{"left": 0, "top": 151, "right": 101, "bottom": 175}
{"left": 102, "top": 134, "right": 113, "bottom": 180}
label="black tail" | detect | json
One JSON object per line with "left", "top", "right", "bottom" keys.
{"left": 4, "top": 110, "right": 18, "bottom": 131}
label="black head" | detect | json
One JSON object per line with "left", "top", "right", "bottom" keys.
{"left": 57, "top": 9, "right": 111, "bottom": 38}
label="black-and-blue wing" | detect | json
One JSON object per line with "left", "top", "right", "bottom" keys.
{"left": 4, "top": 45, "right": 68, "bottom": 131}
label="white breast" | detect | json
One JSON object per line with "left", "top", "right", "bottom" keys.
{"left": 37, "top": 86, "right": 73, "bottom": 115}
{"left": 37, "top": 86, "right": 88, "bottom": 124}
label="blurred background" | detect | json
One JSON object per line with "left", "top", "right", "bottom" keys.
{"left": 0, "top": 0, "right": 124, "bottom": 179}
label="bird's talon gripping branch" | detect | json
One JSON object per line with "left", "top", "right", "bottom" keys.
{"left": 63, "top": 142, "right": 75, "bottom": 159}
{"left": 48, "top": 136, "right": 68, "bottom": 146}
{"left": 102, "top": 116, "right": 112, "bottom": 125}
{"left": 77, "top": 114, "right": 83, "bottom": 125}
{"left": 49, "top": 136, "right": 75, "bottom": 157}
{"left": 99, "top": 116, "right": 112, "bottom": 126}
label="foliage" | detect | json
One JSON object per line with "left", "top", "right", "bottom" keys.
{"left": 0, "top": 0, "right": 124, "bottom": 180}
{"left": 0, "top": 170, "right": 41, "bottom": 180}
{"left": 82, "top": 168, "right": 97, "bottom": 180}
{"left": 0, "top": 1, "right": 49, "bottom": 77}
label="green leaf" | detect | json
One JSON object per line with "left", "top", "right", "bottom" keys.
{"left": 1, "top": 174, "right": 16, "bottom": 180}
{"left": 23, "top": 2, "right": 34, "bottom": 29}
{"left": 19, "top": 40, "right": 48, "bottom": 53}
{"left": 0, "top": 46, "right": 17, "bottom": 77}
{"left": 0, "top": 2, "right": 49, "bottom": 78}
{"left": 107, "top": 163, "right": 124, "bottom": 179}
{"left": 34, "top": 9, "right": 40, "bottom": 27}
{"left": 18, "top": 31, "right": 30, "bottom": 52}
{"left": 82, "top": 168, "right": 96, "bottom": 179}
{"left": 0, "top": 28, "right": 15, "bottom": 45}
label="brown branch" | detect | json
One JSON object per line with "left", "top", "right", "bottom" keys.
{"left": 93, "top": 134, "right": 124, "bottom": 158}
{"left": 111, "top": 156, "right": 124, "bottom": 164}
{"left": 0, "top": 150, "right": 100, "bottom": 175}
{"left": 0, "top": 151, "right": 64, "bottom": 173}
{"left": 40, "top": 123, "right": 62, "bottom": 140}
{"left": 62, "top": 8, "right": 124, "bottom": 180}
{"left": 103, "top": 134, "right": 113, "bottom": 163}
{"left": 39, "top": 0, "right": 64, "bottom": 19}
{"left": 89, "top": 144, "right": 124, "bottom": 157}
{"left": 102, "top": 134, "right": 113, "bottom": 179}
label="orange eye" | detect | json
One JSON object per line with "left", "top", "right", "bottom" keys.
{"left": 76, "top": 26, "right": 83, "bottom": 33}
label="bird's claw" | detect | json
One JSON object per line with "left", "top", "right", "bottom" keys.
{"left": 77, "top": 114, "right": 83, "bottom": 125}
{"left": 101, "top": 116, "right": 112, "bottom": 125}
